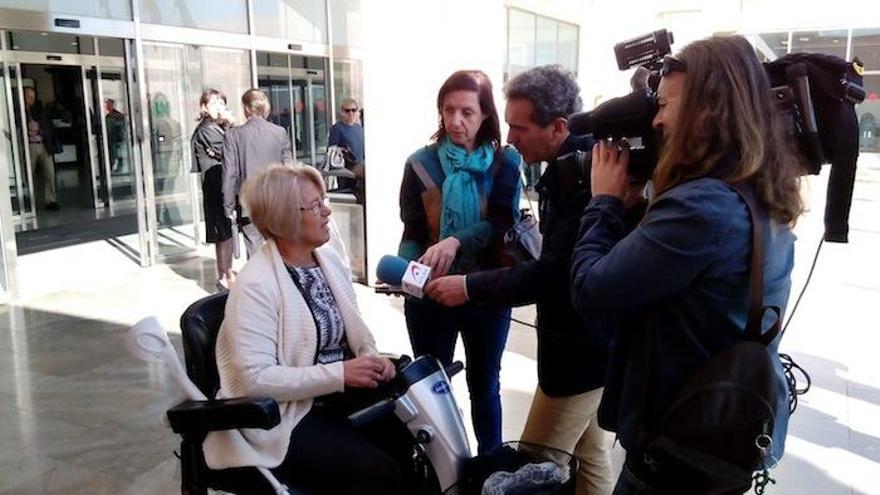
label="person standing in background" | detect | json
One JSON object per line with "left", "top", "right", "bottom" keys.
{"left": 222, "top": 88, "right": 293, "bottom": 258}
{"left": 328, "top": 97, "right": 365, "bottom": 199}
{"left": 192, "top": 89, "right": 235, "bottom": 290}
{"left": 105, "top": 98, "right": 126, "bottom": 172}
{"left": 24, "top": 87, "right": 62, "bottom": 211}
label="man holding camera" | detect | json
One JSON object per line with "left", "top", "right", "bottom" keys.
{"left": 427, "top": 65, "right": 642, "bottom": 494}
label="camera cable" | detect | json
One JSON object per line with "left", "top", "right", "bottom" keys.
{"left": 778, "top": 235, "right": 824, "bottom": 413}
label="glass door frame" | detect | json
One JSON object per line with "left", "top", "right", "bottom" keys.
{"left": 0, "top": 31, "right": 152, "bottom": 296}
{"left": 0, "top": 6, "right": 348, "bottom": 293}
{"left": 0, "top": 58, "right": 19, "bottom": 302}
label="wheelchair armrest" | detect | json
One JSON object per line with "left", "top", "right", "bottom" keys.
{"left": 166, "top": 397, "right": 280, "bottom": 435}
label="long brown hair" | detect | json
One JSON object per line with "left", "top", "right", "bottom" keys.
{"left": 432, "top": 70, "right": 501, "bottom": 147}
{"left": 653, "top": 36, "right": 804, "bottom": 225}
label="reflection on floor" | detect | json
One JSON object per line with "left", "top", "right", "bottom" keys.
{"left": 0, "top": 307, "right": 181, "bottom": 494}
{"left": 0, "top": 244, "right": 234, "bottom": 494}
{"left": 15, "top": 196, "right": 139, "bottom": 256}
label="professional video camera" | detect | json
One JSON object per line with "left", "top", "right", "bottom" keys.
{"left": 568, "top": 29, "right": 866, "bottom": 241}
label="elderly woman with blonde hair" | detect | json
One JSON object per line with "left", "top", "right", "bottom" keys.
{"left": 205, "top": 165, "right": 407, "bottom": 494}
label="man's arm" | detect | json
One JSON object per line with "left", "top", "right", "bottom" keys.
{"left": 280, "top": 128, "right": 293, "bottom": 167}
{"left": 465, "top": 225, "right": 579, "bottom": 308}
{"left": 569, "top": 190, "right": 721, "bottom": 318}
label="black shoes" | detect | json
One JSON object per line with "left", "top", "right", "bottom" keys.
{"left": 46, "top": 202, "right": 60, "bottom": 211}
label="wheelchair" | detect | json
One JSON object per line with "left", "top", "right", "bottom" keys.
{"left": 165, "top": 292, "right": 450, "bottom": 494}
{"left": 136, "top": 292, "right": 577, "bottom": 495}
{"left": 169, "top": 291, "right": 293, "bottom": 494}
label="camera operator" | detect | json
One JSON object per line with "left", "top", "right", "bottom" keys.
{"left": 427, "top": 65, "right": 642, "bottom": 494}
{"left": 569, "top": 36, "right": 803, "bottom": 492}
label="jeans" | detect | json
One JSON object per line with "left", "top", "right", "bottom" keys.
{"left": 524, "top": 162, "right": 542, "bottom": 189}
{"left": 404, "top": 297, "right": 511, "bottom": 454}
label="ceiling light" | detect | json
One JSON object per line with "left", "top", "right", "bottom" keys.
{"left": 798, "top": 37, "right": 810, "bottom": 42}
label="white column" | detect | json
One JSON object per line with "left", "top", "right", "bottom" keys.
{"left": 361, "top": 0, "right": 507, "bottom": 284}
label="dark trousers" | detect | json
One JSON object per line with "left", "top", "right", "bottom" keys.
{"left": 613, "top": 458, "right": 653, "bottom": 495}
{"left": 272, "top": 393, "right": 413, "bottom": 495}
{"left": 404, "top": 297, "right": 511, "bottom": 454}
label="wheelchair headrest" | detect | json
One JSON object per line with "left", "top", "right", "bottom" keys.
{"left": 179, "top": 291, "right": 228, "bottom": 399}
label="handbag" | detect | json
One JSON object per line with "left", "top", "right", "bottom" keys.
{"left": 494, "top": 150, "right": 542, "bottom": 266}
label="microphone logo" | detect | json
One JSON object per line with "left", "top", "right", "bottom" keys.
{"left": 410, "top": 264, "right": 428, "bottom": 279}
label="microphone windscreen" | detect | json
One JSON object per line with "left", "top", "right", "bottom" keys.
{"left": 376, "top": 255, "right": 409, "bottom": 285}
{"left": 567, "top": 111, "right": 592, "bottom": 135}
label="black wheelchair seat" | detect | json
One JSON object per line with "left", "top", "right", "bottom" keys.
{"left": 170, "top": 292, "right": 301, "bottom": 495}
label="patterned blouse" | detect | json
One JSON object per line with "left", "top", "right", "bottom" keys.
{"left": 287, "top": 265, "right": 352, "bottom": 364}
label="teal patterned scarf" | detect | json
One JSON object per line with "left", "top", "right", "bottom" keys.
{"left": 437, "top": 137, "right": 495, "bottom": 240}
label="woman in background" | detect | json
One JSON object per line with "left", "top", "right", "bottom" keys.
{"left": 192, "top": 89, "right": 235, "bottom": 290}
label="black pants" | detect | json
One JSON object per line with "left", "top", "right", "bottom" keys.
{"left": 273, "top": 392, "right": 414, "bottom": 495}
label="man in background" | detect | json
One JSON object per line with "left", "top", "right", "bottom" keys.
{"left": 327, "top": 97, "right": 365, "bottom": 199}
{"left": 222, "top": 88, "right": 293, "bottom": 257}
{"left": 24, "top": 87, "right": 62, "bottom": 211}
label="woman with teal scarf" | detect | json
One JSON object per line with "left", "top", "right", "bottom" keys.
{"left": 398, "top": 70, "right": 522, "bottom": 453}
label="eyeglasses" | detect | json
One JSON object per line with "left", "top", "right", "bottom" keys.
{"left": 659, "top": 55, "right": 687, "bottom": 77}
{"left": 342, "top": 108, "right": 358, "bottom": 113}
{"left": 298, "top": 197, "right": 330, "bottom": 216}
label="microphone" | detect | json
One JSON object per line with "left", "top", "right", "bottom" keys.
{"left": 376, "top": 255, "right": 432, "bottom": 298}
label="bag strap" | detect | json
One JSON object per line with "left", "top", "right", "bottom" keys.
{"left": 410, "top": 159, "right": 437, "bottom": 190}
{"left": 730, "top": 181, "right": 781, "bottom": 345}
{"left": 491, "top": 146, "right": 538, "bottom": 220}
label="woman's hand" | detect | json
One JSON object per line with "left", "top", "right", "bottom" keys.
{"left": 343, "top": 356, "right": 389, "bottom": 388}
{"left": 591, "top": 140, "right": 631, "bottom": 199}
{"left": 425, "top": 275, "right": 468, "bottom": 307}
{"left": 378, "top": 357, "right": 396, "bottom": 382}
{"left": 419, "top": 237, "right": 461, "bottom": 277}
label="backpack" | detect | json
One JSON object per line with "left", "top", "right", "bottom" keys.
{"left": 637, "top": 183, "right": 809, "bottom": 494}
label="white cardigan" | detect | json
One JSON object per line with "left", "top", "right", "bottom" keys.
{"left": 203, "top": 239, "right": 378, "bottom": 470}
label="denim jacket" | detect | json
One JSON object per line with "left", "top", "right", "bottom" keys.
{"left": 570, "top": 177, "right": 795, "bottom": 461}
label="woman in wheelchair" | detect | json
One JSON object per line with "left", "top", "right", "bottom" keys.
{"left": 204, "top": 165, "right": 409, "bottom": 494}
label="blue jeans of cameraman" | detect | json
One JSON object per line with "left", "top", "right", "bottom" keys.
{"left": 404, "top": 297, "right": 511, "bottom": 454}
